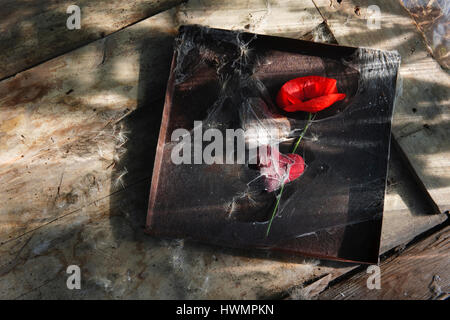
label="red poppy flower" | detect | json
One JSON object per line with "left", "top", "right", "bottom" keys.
{"left": 276, "top": 76, "right": 346, "bottom": 113}
{"left": 258, "top": 146, "right": 305, "bottom": 192}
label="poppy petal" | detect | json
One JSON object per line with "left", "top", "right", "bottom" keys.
{"left": 258, "top": 146, "right": 305, "bottom": 192}
{"left": 283, "top": 93, "right": 346, "bottom": 113}
{"left": 285, "top": 153, "right": 305, "bottom": 182}
{"left": 277, "top": 76, "right": 346, "bottom": 113}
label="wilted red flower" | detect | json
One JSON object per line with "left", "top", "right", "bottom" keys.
{"left": 276, "top": 76, "right": 346, "bottom": 113}
{"left": 258, "top": 146, "right": 305, "bottom": 192}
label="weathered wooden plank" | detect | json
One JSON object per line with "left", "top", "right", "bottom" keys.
{"left": 175, "top": 0, "right": 323, "bottom": 38}
{"left": 0, "top": 0, "right": 185, "bottom": 81}
{"left": 312, "top": 0, "right": 450, "bottom": 213}
{"left": 318, "top": 225, "right": 450, "bottom": 300}
{"left": 0, "top": 12, "right": 178, "bottom": 245}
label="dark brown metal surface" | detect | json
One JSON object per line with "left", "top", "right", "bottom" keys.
{"left": 146, "top": 26, "right": 401, "bottom": 264}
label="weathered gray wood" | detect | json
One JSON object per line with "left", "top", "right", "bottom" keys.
{"left": 312, "top": 0, "right": 450, "bottom": 213}
{"left": 0, "top": 12, "right": 178, "bottom": 245}
{"left": 0, "top": 0, "right": 185, "bottom": 80}
{"left": 175, "top": 0, "right": 323, "bottom": 38}
{"left": 318, "top": 226, "right": 450, "bottom": 300}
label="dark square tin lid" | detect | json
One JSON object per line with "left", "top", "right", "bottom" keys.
{"left": 146, "top": 25, "right": 401, "bottom": 264}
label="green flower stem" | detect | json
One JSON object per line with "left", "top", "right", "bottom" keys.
{"left": 292, "top": 112, "right": 313, "bottom": 154}
{"left": 265, "top": 184, "right": 284, "bottom": 237}
{"left": 265, "top": 112, "right": 313, "bottom": 237}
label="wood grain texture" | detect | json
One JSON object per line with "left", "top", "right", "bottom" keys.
{"left": 319, "top": 226, "right": 450, "bottom": 300}
{"left": 312, "top": 0, "right": 450, "bottom": 213}
{"left": 0, "top": 0, "right": 185, "bottom": 81}
{"left": 0, "top": 0, "right": 446, "bottom": 299}
{"left": 0, "top": 12, "right": 179, "bottom": 245}
{"left": 176, "top": 0, "right": 323, "bottom": 38}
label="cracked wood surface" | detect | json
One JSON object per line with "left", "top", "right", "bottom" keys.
{"left": 0, "top": 0, "right": 447, "bottom": 299}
